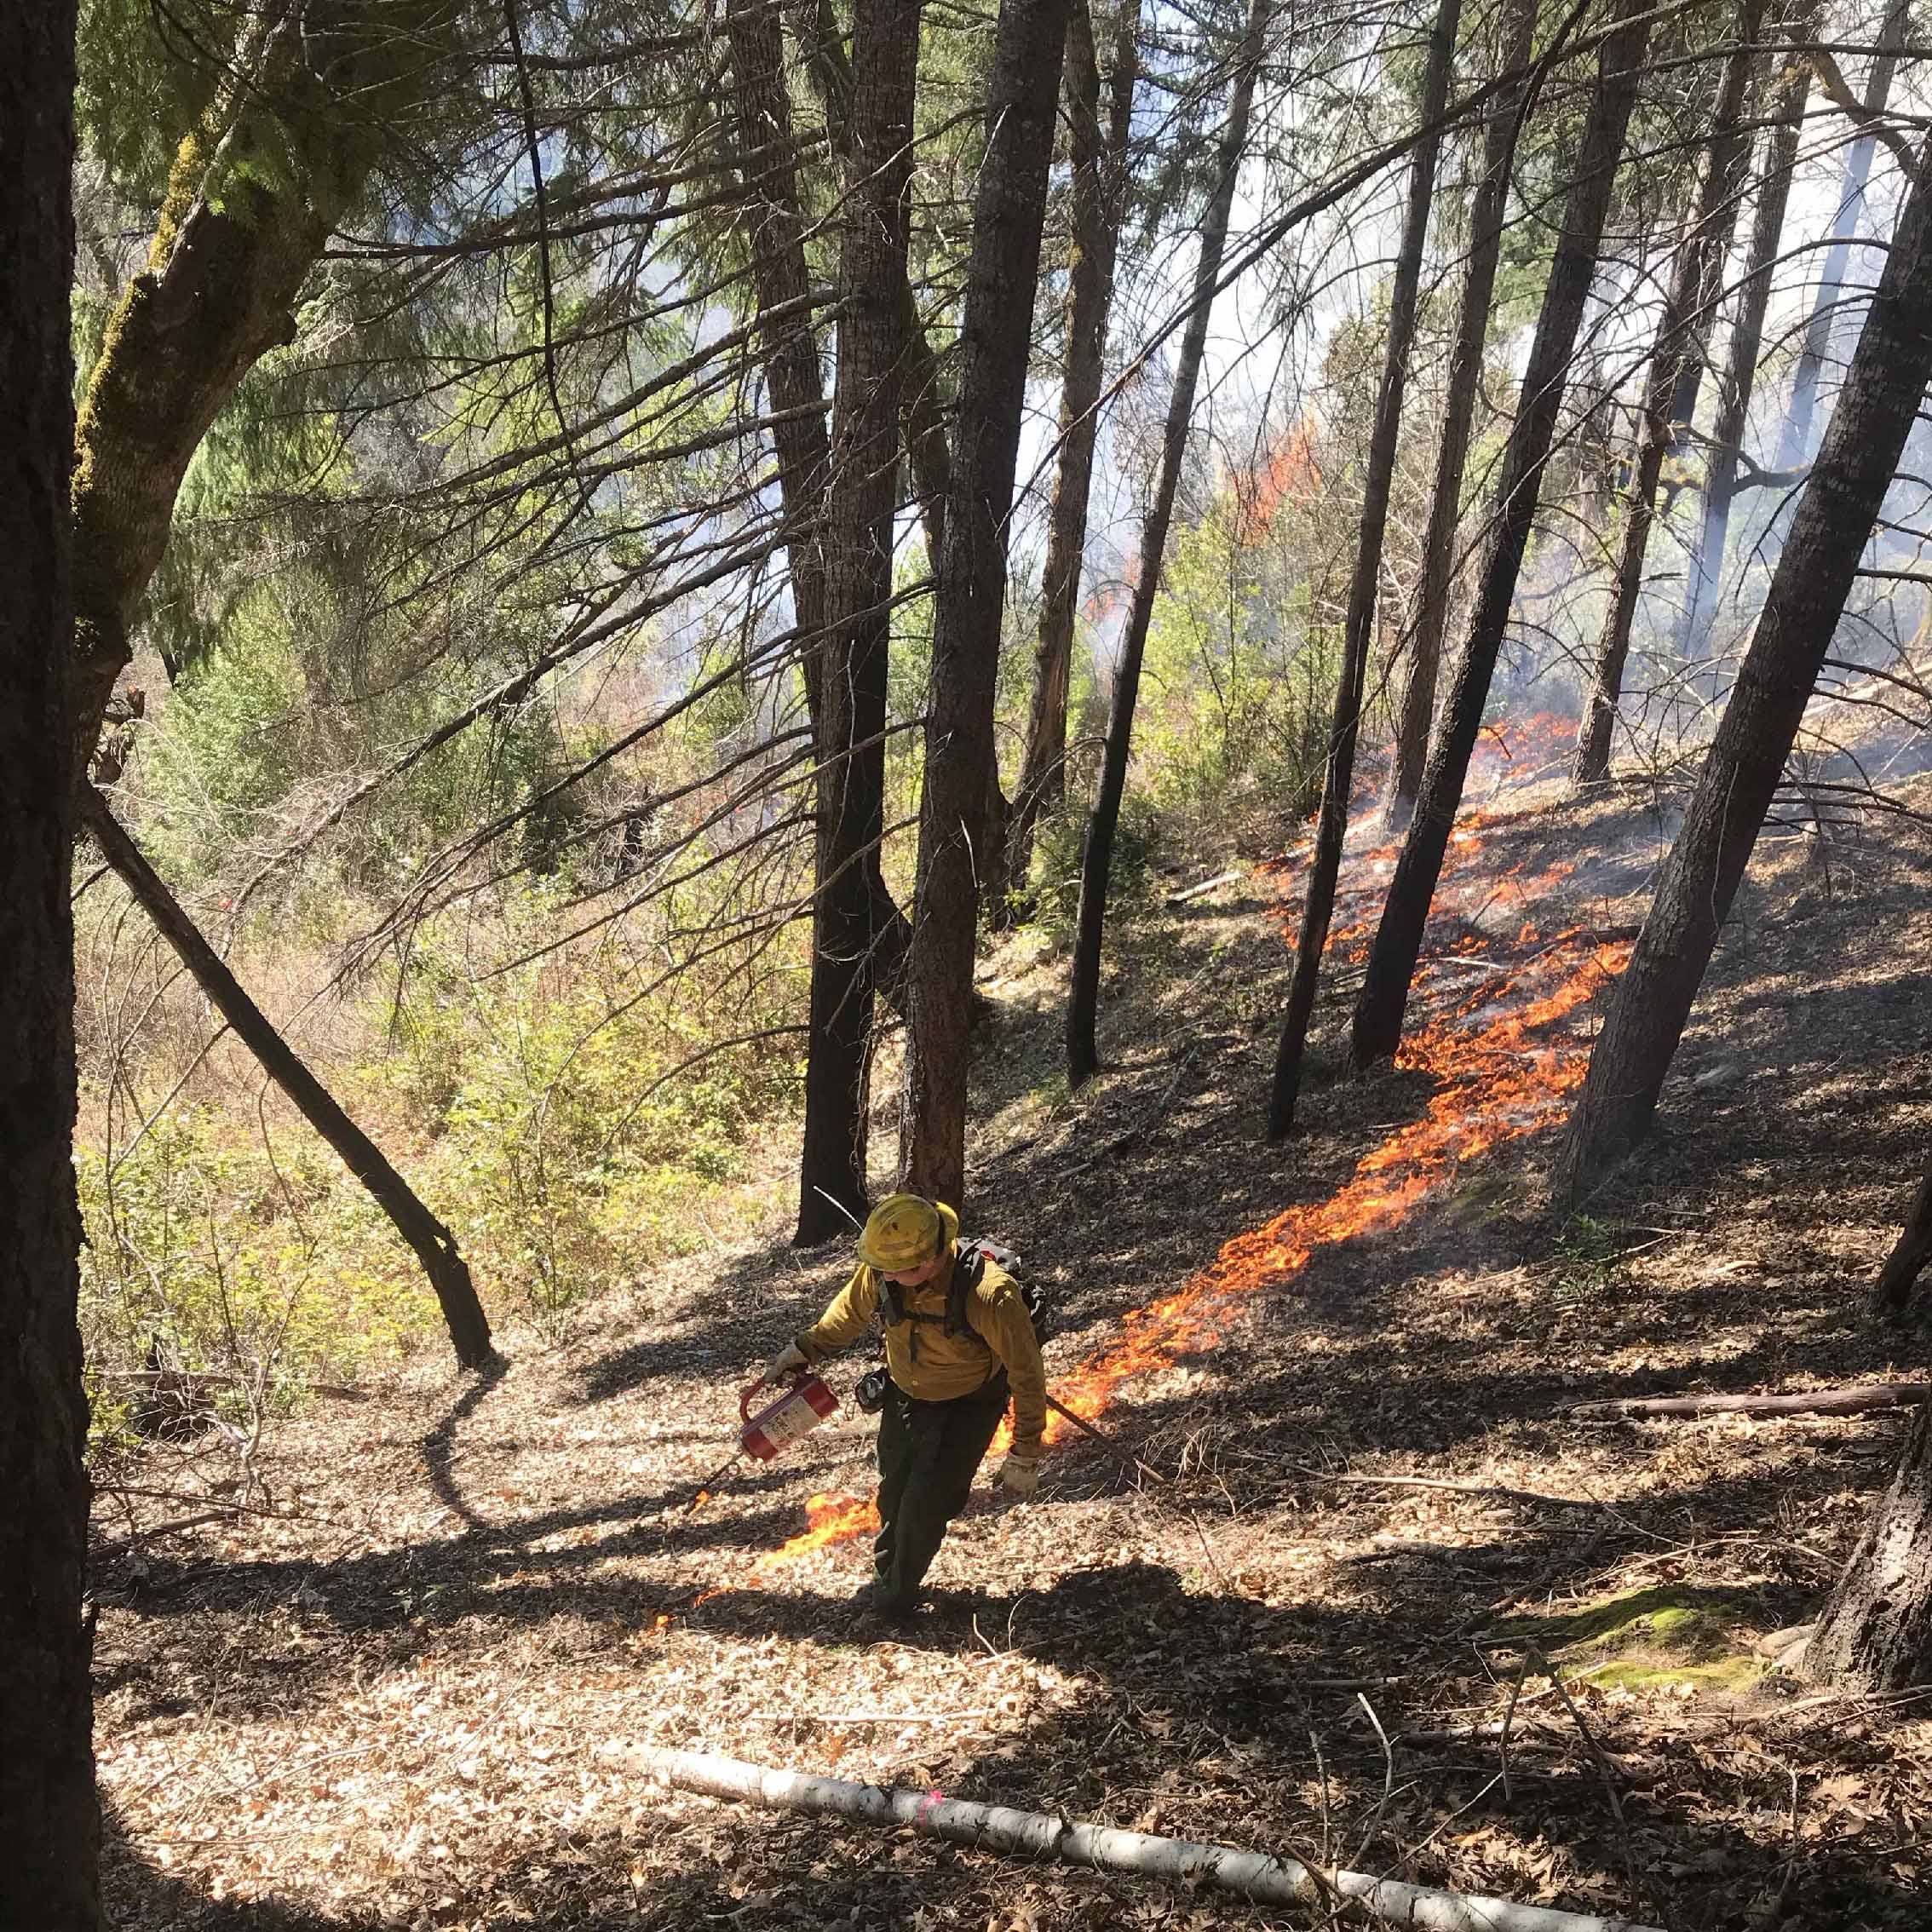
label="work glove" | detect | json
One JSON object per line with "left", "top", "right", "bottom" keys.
{"left": 760, "top": 1341, "right": 808, "bottom": 1388}
{"left": 994, "top": 1455, "right": 1039, "bottom": 1499}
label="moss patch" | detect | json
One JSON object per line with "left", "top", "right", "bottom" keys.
{"left": 1490, "top": 1584, "right": 1773, "bottom": 1696}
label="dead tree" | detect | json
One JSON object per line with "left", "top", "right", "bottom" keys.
{"left": 1266, "top": 0, "right": 1463, "bottom": 1138}
{"left": 1777, "top": 0, "right": 1911, "bottom": 472}
{"left": 1556, "top": 131, "right": 1932, "bottom": 1193}
{"left": 0, "top": 2, "right": 98, "bottom": 1919}
{"left": 1350, "top": 0, "right": 1653, "bottom": 1069}
{"left": 998, "top": 0, "right": 1142, "bottom": 920}
{"left": 1680, "top": 8, "right": 1816, "bottom": 661}
{"left": 1067, "top": 0, "right": 1271, "bottom": 1089}
{"left": 1573, "top": 0, "right": 1762, "bottom": 786}
{"left": 81, "top": 789, "right": 498, "bottom": 1370}
{"left": 1384, "top": 0, "right": 1538, "bottom": 830}
{"left": 900, "top": 0, "right": 1075, "bottom": 1211}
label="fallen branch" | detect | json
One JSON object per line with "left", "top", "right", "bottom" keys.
{"left": 620, "top": 1745, "right": 1664, "bottom": 1932}
{"left": 1167, "top": 868, "right": 1244, "bottom": 905}
{"left": 1563, "top": 1383, "right": 1931, "bottom": 1422}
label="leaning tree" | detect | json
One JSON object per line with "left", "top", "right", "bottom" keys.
{"left": 1556, "top": 131, "right": 1932, "bottom": 1195}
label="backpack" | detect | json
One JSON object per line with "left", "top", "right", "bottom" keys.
{"left": 877, "top": 1237, "right": 1055, "bottom": 1350}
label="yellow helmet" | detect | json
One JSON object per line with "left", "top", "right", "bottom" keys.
{"left": 857, "top": 1193, "right": 958, "bottom": 1271}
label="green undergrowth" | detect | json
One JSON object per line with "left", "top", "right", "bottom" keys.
{"left": 76, "top": 895, "right": 799, "bottom": 1428}
{"left": 1490, "top": 1584, "right": 1774, "bottom": 1695}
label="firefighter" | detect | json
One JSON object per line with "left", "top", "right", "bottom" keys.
{"left": 762, "top": 1193, "right": 1046, "bottom": 1622}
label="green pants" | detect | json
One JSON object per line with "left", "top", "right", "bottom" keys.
{"left": 872, "top": 1373, "right": 1009, "bottom": 1609}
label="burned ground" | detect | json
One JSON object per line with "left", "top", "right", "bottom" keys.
{"left": 90, "top": 771, "right": 1932, "bottom": 1930}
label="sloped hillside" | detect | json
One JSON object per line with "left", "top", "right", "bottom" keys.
{"left": 92, "top": 771, "right": 1932, "bottom": 1931}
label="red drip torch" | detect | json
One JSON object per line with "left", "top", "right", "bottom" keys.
{"left": 683, "top": 1370, "right": 840, "bottom": 1510}
{"left": 739, "top": 1372, "right": 838, "bottom": 1459}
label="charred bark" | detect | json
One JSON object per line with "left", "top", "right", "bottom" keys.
{"left": 1806, "top": 1400, "right": 1932, "bottom": 1692}
{"left": 1777, "top": 0, "right": 1910, "bottom": 472}
{"left": 1573, "top": 0, "right": 1762, "bottom": 787}
{"left": 996, "top": 0, "right": 1141, "bottom": 922}
{"left": 901, "top": 0, "right": 1075, "bottom": 1211}
{"left": 792, "top": 0, "right": 922, "bottom": 1245}
{"left": 1350, "top": 0, "right": 1651, "bottom": 1069}
{"left": 1384, "top": 0, "right": 1538, "bottom": 831}
{"left": 1556, "top": 133, "right": 1932, "bottom": 1195}
{"left": 1067, "top": 0, "right": 1270, "bottom": 1090}
{"left": 0, "top": 2, "right": 98, "bottom": 1918}
{"left": 80, "top": 789, "right": 497, "bottom": 1369}
{"left": 1680, "top": 13, "right": 1814, "bottom": 661}
{"left": 1266, "top": 0, "right": 1462, "bottom": 1139}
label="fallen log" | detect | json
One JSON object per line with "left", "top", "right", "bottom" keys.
{"left": 621, "top": 1744, "right": 1663, "bottom": 1932}
{"left": 1564, "top": 1383, "right": 1931, "bottom": 1422}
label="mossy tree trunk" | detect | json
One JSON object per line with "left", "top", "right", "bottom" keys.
{"left": 68, "top": 3, "right": 511, "bottom": 1361}
{"left": 0, "top": 0, "right": 99, "bottom": 1918}
{"left": 70, "top": 0, "right": 456, "bottom": 777}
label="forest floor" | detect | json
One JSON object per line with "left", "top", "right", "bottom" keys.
{"left": 91, "top": 748, "right": 1932, "bottom": 1931}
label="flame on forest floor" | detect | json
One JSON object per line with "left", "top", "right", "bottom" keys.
{"left": 1038, "top": 809, "right": 1626, "bottom": 1449}
{"left": 691, "top": 1491, "right": 882, "bottom": 1601}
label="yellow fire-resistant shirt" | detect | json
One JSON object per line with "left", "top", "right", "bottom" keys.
{"left": 796, "top": 1245, "right": 1046, "bottom": 1459}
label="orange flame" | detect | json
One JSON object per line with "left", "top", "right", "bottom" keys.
{"left": 1037, "top": 792, "right": 1627, "bottom": 1446}
{"left": 692, "top": 1491, "right": 882, "bottom": 1607}
{"left": 1042, "top": 932, "right": 1627, "bottom": 1441}
{"left": 756, "top": 1492, "right": 880, "bottom": 1571}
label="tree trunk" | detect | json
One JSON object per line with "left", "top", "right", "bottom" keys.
{"left": 69, "top": 1, "right": 452, "bottom": 781}
{"left": 725, "top": 0, "right": 906, "bottom": 1240}
{"left": 1679, "top": 14, "right": 1814, "bottom": 661}
{"left": 996, "top": 0, "right": 1141, "bottom": 923}
{"left": 1573, "top": 0, "right": 1762, "bottom": 787}
{"left": 1776, "top": 0, "right": 1910, "bottom": 473}
{"left": 1555, "top": 132, "right": 1932, "bottom": 1194}
{"left": 1350, "top": 0, "right": 1652, "bottom": 1070}
{"left": 1872, "top": 1153, "right": 1932, "bottom": 1316}
{"left": 788, "top": 0, "right": 923, "bottom": 1245}
{"left": 1806, "top": 1400, "right": 1932, "bottom": 1692}
{"left": 725, "top": 0, "right": 833, "bottom": 717}
{"left": 1266, "top": 0, "right": 1462, "bottom": 1138}
{"left": 1383, "top": 0, "right": 1538, "bottom": 831}
{"left": 784, "top": 0, "right": 933, "bottom": 1027}
{"left": 79, "top": 789, "right": 497, "bottom": 1369}
{"left": 0, "top": 3, "right": 99, "bottom": 1919}
{"left": 900, "top": 0, "right": 1075, "bottom": 1211}
{"left": 1066, "top": 0, "right": 1270, "bottom": 1089}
